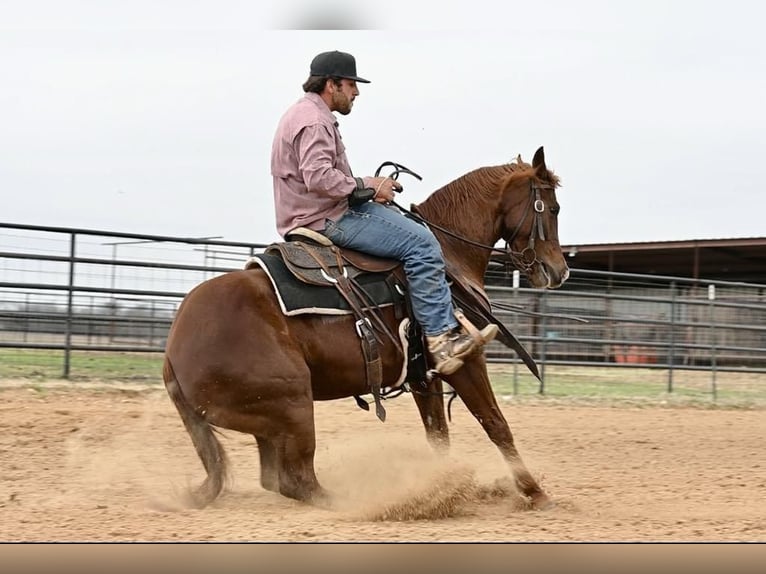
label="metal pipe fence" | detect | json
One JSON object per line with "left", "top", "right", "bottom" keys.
{"left": 1, "top": 223, "right": 765, "bottom": 396}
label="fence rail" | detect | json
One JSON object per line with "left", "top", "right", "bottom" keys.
{"left": 2, "top": 223, "right": 765, "bottom": 396}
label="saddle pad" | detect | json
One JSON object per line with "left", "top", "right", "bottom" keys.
{"left": 249, "top": 253, "right": 405, "bottom": 316}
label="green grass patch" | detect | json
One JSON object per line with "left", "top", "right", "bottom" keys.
{"left": 1, "top": 348, "right": 763, "bottom": 407}
{"left": 486, "top": 364, "right": 766, "bottom": 407}
{"left": 0, "top": 348, "right": 66, "bottom": 379}
{"left": 0, "top": 348, "right": 164, "bottom": 382}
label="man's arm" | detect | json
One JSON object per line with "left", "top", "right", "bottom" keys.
{"left": 295, "top": 124, "right": 356, "bottom": 199}
{"left": 295, "top": 124, "right": 401, "bottom": 205}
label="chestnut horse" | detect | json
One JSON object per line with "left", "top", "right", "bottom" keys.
{"left": 162, "top": 146, "right": 568, "bottom": 510}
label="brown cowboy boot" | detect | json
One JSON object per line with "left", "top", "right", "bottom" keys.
{"left": 426, "top": 322, "right": 499, "bottom": 375}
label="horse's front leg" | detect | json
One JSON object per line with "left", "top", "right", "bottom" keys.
{"left": 446, "top": 357, "right": 553, "bottom": 510}
{"left": 411, "top": 377, "right": 450, "bottom": 454}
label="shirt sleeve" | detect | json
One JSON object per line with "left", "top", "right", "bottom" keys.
{"left": 295, "top": 124, "right": 357, "bottom": 199}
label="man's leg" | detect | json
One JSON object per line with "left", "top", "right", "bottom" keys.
{"left": 324, "top": 203, "right": 496, "bottom": 374}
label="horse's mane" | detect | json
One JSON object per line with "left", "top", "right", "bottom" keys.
{"left": 418, "top": 156, "right": 557, "bottom": 228}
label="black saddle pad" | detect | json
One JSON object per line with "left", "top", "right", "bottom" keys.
{"left": 251, "top": 252, "right": 405, "bottom": 316}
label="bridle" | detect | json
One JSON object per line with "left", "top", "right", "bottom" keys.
{"left": 502, "top": 179, "right": 554, "bottom": 272}
{"left": 375, "top": 161, "right": 552, "bottom": 272}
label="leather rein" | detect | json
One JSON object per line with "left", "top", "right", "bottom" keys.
{"left": 375, "top": 161, "right": 551, "bottom": 271}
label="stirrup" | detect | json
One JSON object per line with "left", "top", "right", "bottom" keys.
{"left": 453, "top": 309, "right": 498, "bottom": 345}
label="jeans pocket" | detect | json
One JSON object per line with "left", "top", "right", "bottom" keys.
{"left": 323, "top": 218, "right": 343, "bottom": 244}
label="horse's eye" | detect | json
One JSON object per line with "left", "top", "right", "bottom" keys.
{"left": 550, "top": 205, "right": 560, "bottom": 215}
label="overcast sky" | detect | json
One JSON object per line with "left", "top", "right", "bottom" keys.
{"left": 1, "top": 0, "right": 764, "bottom": 247}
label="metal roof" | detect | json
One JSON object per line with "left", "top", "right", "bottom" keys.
{"left": 559, "top": 237, "right": 766, "bottom": 283}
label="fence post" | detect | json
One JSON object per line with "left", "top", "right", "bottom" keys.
{"left": 708, "top": 284, "right": 717, "bottom": 400}
{"left": 63, "top": 232, "right": 76, "bottom": 379}
{"left": 512, "top": 270, "right": 520, "bottom": 395}
{"left": 149, "top": 299, "right": 156, "bottom": 348}
{"left": 23, "top": 293, "right": 30, "bottom": 343}
{"left": 538, "top": 290, "right": 548, "bottom": 395}
{"left": 87, "top": 295, "right": 94, "bottom": 345}
{"left": 667, "top": 281, "right": 676, "bottom": 393}
{"left": 605, "top": 273, "right": 614, "bottom": 362}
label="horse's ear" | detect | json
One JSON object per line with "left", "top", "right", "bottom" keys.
{"left": 516, "top": 154, "right": 523, "bottom": 164}
{"left": 532, "top": 146, "right": 546, "bottom": 172}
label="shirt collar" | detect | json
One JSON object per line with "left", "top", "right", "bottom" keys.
{"left": 305, "top": 92, "right": 338, "bottom": 126}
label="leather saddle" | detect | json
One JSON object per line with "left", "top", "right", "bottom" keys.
{"left": 266, "top": 227, "right": 401, "bottom": 287}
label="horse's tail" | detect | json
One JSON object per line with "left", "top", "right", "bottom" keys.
{"left": 163, "top": 356, "right": 229, "bottom": 508}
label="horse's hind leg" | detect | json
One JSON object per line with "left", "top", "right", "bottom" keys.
{"left": 255, "top": 432, "right": 331, "bottom": 504}
{"left": 239, "top": 405, "right": 328, "bottom": 505}
{"left": 254, "top": 435, "right": 279, "bottom": 493}
{"left": 245, "top": 400, "right": 328, "bottom": 504}
{"left": 272, "top": 419, "right": 331, "bottom": 506}
{"left": 447, "top": 358, "right": 553, "bottom": 510}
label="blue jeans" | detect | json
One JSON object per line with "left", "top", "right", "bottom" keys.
{"left": 323, "top": 202, "right": 458, "bottom": 336}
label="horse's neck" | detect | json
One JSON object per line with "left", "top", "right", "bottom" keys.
{"left": 415, "top": 198, "right": 499, "bottom": 287}
{"left": 441, "top": 235, "right": 495, "bottom": 288}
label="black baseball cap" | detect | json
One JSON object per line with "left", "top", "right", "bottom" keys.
{"left": 309, "top": 51, "right": 371, "bottom": 83}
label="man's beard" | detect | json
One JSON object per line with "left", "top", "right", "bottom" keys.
{"left": 333, "top": 92, "right": 353, "bottom": 115}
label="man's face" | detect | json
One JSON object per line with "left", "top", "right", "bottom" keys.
{"left": 330, "top": 79, "right": 359, "bottom": 115}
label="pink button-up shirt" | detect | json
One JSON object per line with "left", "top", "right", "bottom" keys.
{"left": 271, "top": 93, "right": 372, "bottom": 237}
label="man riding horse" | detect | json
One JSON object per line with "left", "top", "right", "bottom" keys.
{"left": 270, "top": 50, "right": 497, "bottom": 375}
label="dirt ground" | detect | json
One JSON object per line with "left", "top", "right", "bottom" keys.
{"left": 0, "top": 381, "right": 764, "bottom": 542}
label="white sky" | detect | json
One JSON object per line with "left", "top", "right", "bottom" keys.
{"left": 1, "top": 0, "right": 764, "bottom": 246}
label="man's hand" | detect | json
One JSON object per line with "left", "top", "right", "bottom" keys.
{"left": 370, "top": 176, "right": 402, "bottom": 203}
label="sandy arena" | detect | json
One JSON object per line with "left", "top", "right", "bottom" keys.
{"left": 1, "top": 381, "right": 764, "bottom": 542}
